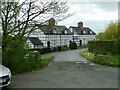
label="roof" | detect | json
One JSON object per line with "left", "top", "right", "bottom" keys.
{"left": 69, "top": 26, "right": 96, "bottom": 35}
{"left": 28, "top": 37, "right": 43, "bottom": 45}
{"left": 37, "top": 25, "right": 73, "bottom": 35}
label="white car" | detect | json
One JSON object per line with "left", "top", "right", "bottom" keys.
{"left": 0, "top": 65, "right": 11, "bottom": 88}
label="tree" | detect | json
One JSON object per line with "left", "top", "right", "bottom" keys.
{"left": 96, "top": 32, "right": 104, "bottom": 40}
{"left": 97, "top": 21, "right": 119, "bottom": 40}
{"left": 1, "top": 0, "right": 71, "bottom": 37}
{"left": 1, "top": 0, "right": 71, "bottom": 49}
{"left": 1, "top": 0, "right": 71, "bottom": 67}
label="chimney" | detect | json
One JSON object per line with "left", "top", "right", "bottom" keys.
{"left": 78, "top": 21, "right": 83, "bottom": 30}
{"left": 48, "top": 18, "right": 55, "bottom": 27}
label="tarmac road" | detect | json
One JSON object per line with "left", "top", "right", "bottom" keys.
{"left": 8, "top": 49, "right": 118, "bottom": 88}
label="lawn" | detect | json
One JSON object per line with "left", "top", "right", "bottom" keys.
{"left": 80, "top": 50, "right": 120, "bottom": 67}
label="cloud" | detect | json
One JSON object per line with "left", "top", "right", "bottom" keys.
{"left": 58, "top": 1, "right": 118, "bottom": 34}
{"left": 92, "top": 2, "right": 118, "bottom": 12}
{"left": 68, "top": 0, "right": 119, "bottom": 2}
{"left": 67, "top": 2, "right": 118, "bottom": 21}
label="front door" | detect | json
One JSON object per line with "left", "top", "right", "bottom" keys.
{"left": 47, "top": 41, "right": 50, "bottom": 48}
{"left": 79, "top": 40, "right": 82, "bottom": 46}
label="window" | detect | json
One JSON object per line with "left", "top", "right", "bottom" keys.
{"left": 83, "top": 31, "right": 86, "bottom": 34}
{"left": 54, "top": 40, "right": 56, "bottom": 46}
{"left": 74, "top": 36, "right": 79, "bottom": 40}
{"left": 65, "top": 30, "right": 67, "bottom": 34}
{"left": 69, "top": 28, "right": 73, "bottom": 32}
{"left": 53, "top": 30, "right": 56, "bottom": 33}
{"left": 90, "top": 31, "right": 92, "bottom": 34}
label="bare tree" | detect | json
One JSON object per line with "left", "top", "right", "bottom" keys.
{"left": 1, "top": 0, "right": 71, "bottom": 37}
{"left": 1, "top": 0, "right": 72, "bottom": 67}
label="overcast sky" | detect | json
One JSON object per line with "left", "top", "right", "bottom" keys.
{"left": 58, "top": 0, "right": 119, "bottom": 34}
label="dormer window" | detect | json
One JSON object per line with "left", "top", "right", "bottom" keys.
{"left": 61, "top": 30, "right": 65, "bottom": 34}
{"left": 90, "top": 31, "right": 92, "bottom": 34}
{"left": 83, "top": 31, "right": 86, "bottom": 34}
{"left": 69, "top": 28, "right": 73, "bottom": 32}
{"left": 65, "top": 30, "right": 67, "bottom": 34}
{"left": 53, "top": 30, "right": 56, "bottom": 33}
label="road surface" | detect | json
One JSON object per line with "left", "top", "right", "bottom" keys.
{"left": 8, "top": 49, "right": 118, "bottom": 88}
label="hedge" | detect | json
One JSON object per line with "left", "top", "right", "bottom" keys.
{"left": 87, "top": 40, "right": 120, "bottom": 55}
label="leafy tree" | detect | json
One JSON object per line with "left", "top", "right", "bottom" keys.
{"left": 97, "top": 21, "right": 119, "bottom": 40}
{"left": 0, "top": 0, "right": 71, "bottom": 67}
{"left": 96, "top": 32, "right": 104, "bottom": 40}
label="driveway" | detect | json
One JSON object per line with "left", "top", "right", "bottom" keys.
{"left": 8, "top": 49, "right": 118, "bottom": 88}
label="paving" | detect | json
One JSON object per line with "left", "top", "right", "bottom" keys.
{"left": 8, "top": 49, "right": 118, "bottom": 88}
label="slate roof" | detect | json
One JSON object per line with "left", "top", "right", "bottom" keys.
{"left": 69, "top": 26, "right": 96, "bottom": 35}
{"left": 37, "top": 25, "right": 73, "bottom": 35}
{"left": 28, "top": 37, "right": 43, "bottom": 45}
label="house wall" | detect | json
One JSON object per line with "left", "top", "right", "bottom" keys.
{"left": 28, "top": 28, "right": 96, "bottom": 48}
{"left": 29, "top": 29, "right": 73, "bottom": 48}
{"left": 42, "top": 34, "right": 73, "bottom": 48}
{"left": 73, "top": 34, "right": 96, "bottom": 46}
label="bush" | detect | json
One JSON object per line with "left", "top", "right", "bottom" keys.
{"left": 88, "top": 40, "right": 120, "bottom": 55}
{"left": 69, "top": 41, "right": 77, "bottom": 50}
{"left": 62, "top": 45, "right": 69, "bottom": 51}
{"left": 56, "top": 46, "right": 62, "bottom": 51}
{"left": 11, "top": 55, "right": 54, "bottom": 75}
{"left": 2, "top": 36, "right": 28, "bottom": 68}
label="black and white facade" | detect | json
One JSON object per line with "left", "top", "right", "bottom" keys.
{"left": 26, "top": 19, "right": 96, "bottom": 49}
{"left": 28, "top": 25, "right": 73, "bottom": 48}
{"left": 69, "top": 22, "right": 96, "bottom": 46}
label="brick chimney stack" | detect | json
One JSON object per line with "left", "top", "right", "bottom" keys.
{"left": 48, "top": 18, "right": 55, "bottom": 27}
{"left": 78, "top": 21, "right": 83, "bottom": 30}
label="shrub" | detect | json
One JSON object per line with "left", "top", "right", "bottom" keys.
{"left": 62, "top": 45, "right": 69, "bottom": 51}
{"left": 11, "top": 55, "right": 54, "bottom": 75}
{"left": 57, "top": 46, "right": 62, "bottom": 51}
{"left": 69, "top": 41, "right": 77, "bottom": 50}
{"left": 2, "top": 36, "right": 28, "bottom": 68}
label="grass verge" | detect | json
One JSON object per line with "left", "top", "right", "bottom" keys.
{"left": 12, "top": 56, "right": 54, "bottom": 75}
{"left": 80, "top": 50, "right": 120, "bottom": 67}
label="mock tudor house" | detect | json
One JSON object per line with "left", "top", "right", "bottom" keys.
{"left": 26, "top": 18, "right": 96, "bottom": 49}
{"left": 69, "top": 21, "right": 96, "bottom": 46}
{"left": 28, "top": 18, "right": 73, "bottom": 49}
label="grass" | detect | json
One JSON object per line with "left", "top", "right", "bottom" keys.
{"left": 80, "top": 50, "right": 94, "bottom": 61}
{"left": 80, "top": 50, "right": 120, "bottom": 67}
{"left": 12, "top": 55, "right": 54, "bottom": 75}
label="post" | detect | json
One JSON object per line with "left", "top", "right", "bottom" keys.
{"left": 60, "top": 34, "right": 61, "bottom": 51}
{"left": 73, "top": 31, "right": 74, "bottom": 42}
{"left": 34, "top": 51, "right": 38, "bottom": 60}
{"left": 84, "top": 38, "right": 85, "bottom": 46}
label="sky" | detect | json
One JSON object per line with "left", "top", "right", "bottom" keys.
{"left": 58, "top": 0, "right": 119, "bottom": 34}
{"left": 1, "top": 0, "right": 119, "bottom": 34}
